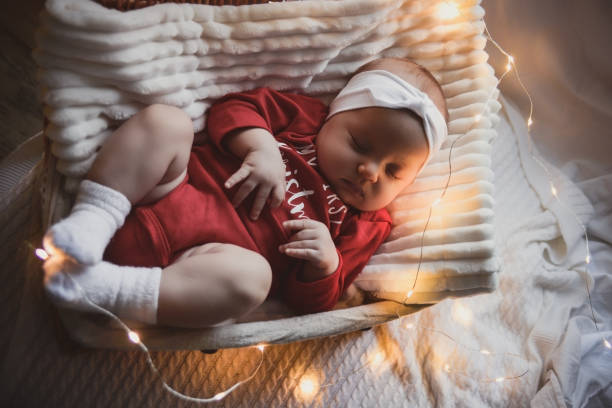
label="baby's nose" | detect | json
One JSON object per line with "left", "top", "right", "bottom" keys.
{"left": 358, "top": 162, "right": 379, "bottom": 183}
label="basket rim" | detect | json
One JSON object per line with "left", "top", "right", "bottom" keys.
{"left": 99, "top": 0, "right": 284, "bottom": 11}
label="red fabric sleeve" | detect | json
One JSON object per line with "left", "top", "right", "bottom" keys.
{"left": 282, "top": 209, "right": 392, "bottom": 314}
{"left": 205, "top": 87, "right": 327, "bottom": 153}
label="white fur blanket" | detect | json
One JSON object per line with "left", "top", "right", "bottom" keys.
{"left": 35, "top": 0, "right": 501, "bottom": 302}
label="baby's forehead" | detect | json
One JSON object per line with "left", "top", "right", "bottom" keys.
{"left": 362, "top": 108, "right": 428, "bottom": 150}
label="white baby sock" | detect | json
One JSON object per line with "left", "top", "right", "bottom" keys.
{"left": 44, "top": 260, "right": 161, "bottom": 324}
{"left": 44, "top": 180, "right": 132, "bottom": 265}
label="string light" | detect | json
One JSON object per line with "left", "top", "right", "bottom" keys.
{"left": 431, "top": 3, "right": 609, "bottom": 364}
{"left": 297, "top": 374, "right": 319, "bottom": 399}
{"left": 369, "top": 350, "right": 386, "bottom": 367}
{"left": 35, "top": 248, "right": 50, "bottom": 260}
{"left": 393, "top": 0, "right": 607, "bottom": 389}
{"left": 128, "top": 330, "right": 141, "bottom": 344}
{"left": 398, "top": 318, "right": 529, "bottom": 383}
{"left": 451, "top": 301, "right": 473, "bottom": 327}
{"left": 481, "top": 2, "right": 609, "bottom": 353}
{"left": 550, "top": 183, "right": 558, "bottom": 197}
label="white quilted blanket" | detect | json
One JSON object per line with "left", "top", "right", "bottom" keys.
{"left": 35, "top": 0, "right": 501, "bottom": 303}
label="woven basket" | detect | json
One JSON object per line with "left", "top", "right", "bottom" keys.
{"left": 99, "top": 0, "right": 282, "bottom": 11}
{"left": 37, "top": 0, "right": 500, "bottom": 350}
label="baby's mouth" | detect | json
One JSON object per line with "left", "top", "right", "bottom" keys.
{"left": 341, "top": 178, "right": 364, "bottom": 199}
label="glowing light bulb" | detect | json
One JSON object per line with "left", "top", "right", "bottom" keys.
{"left": 371, "top": 351, "right": 385, "bottom": 367}
{"left": 300, "top": 378, "right": 316, "bottom": 394}
{"left": 585, "top": 254, "right": 591, "bottom": 264}
{"left": 551, "top": 184, "right": 558, "bottom": 197}
{"left": 527, "top": 117, "right": 533, "bottom": 127}
{"left": 474, "top": 114, "right": 482, "bottom": 122}
{"left": 480, "top": 349, "right": 491, "bottom": 355}
{"left": 35, "top": 248, "right": 49, "bottom": 260}
{"left": 405, "top": 322, "right": 415, "bottom": 329}
{"left": 451, "top": 301, "right": 473, "bottom": 327}
{"left": 495, "top": 377, "right": 505, "bottom": 383}
{"left": 128, "top": 330, "right": 140, "bottom": 344}
{"left": 256, "top": 344, "right": 266, "bottom": 352}
{"left": 505, "top": 63, "right": 512, "bottom": 72}
{"left": 604, "top": 339, "right": 612, "bottom": 349}
{"left": 508, "top": 55, "right": 515, "bottom": 64}
{"left": 213, "top": 392, "right": 227, "bottom": 401}
{"left": 444, "top": 364, "right": 451, "bottom": 373}
{"left": 436, "top": 2, "right": 460, "bottom": 20}
{"left": 405, "top": 289, "right": 414, "bottom": 298}
{"left": 297, "top": 374, "right": 319, "bottom": 400}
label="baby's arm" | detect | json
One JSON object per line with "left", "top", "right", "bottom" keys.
{"left": 222, "top": 127, "right": 286, "bottom": 220}
{"left": 281, "top": 210, "right": 392, "bottom": 314}
{"left": 206, "top": 88, "right": 322, "bottom": 220}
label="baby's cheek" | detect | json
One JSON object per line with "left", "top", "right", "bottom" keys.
{"left": 381, "top": 185, "right": 403, "bottom": 207}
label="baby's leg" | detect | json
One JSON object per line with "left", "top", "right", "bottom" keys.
{"left": 45, "top": 104, "right": 194, "bottom": 264}
{"left": 88, "top": 104, "right": 194, "bottom": 205}
{"left": 44, "top": 243, "right": 272, "bottom": 328}
{"left": 158, "top": 243, "right": 273, "bottom": 327}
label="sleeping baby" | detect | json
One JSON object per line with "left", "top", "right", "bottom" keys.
{"left": 42, "top": 57, "right": 448, "bottom": 328}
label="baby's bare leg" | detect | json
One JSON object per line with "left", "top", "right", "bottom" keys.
{"left": 89, "top": 104, "right": 194, "bottom": 204}
{"left": 157, "top": 244, "right": 273, "bottom": 327}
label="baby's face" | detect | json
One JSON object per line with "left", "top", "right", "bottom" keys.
{"left": 316, "top": 107, "right": 429, "bottom": 211}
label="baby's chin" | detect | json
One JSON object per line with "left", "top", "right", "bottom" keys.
{"left": 337, "top": 190, "right": 387, "bottom": 212}
{"left": 349, "top": 201, "right": 387, "bottom": 212}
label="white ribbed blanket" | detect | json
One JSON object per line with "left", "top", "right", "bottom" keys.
{"left": 35, "top": 0, "right": 500, "bottom": 302}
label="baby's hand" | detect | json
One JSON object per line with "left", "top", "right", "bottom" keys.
{"left": 225, "top": 145, "right": 286, "bottom": 220}
{"left": 279, "top": 219, "right": 339, "bottom": 280}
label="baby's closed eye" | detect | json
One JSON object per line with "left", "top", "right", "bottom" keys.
{"left": 349, "top": 133, "right": 368, "bottom": 153}
{"left": 385, "top": 163, "right": 403, "bottom": 180}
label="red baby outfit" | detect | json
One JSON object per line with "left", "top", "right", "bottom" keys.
{"left": 105, "top": 88, "right": 391, "bottom": 313}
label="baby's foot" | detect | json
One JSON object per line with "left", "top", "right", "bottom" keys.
{"left": 43, "top": 180, "right": 131, "bottom": 264}
{"left": 44, "top": 211, "right": 111, "bottom": 265}
{"left": 42, "top": 254, "right": 102, "bottom": 313}
{"left": 42, "top": 252, "right": 161, "bottom": 324}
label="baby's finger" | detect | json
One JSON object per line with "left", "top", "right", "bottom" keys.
{"left": 279, "top": 240, "right": 316, "bottom": 252}
{"left": 281, "top": 247, "right": 318, "bottom": 263}
{"left": 225, "top": 166, "right": 251, "bottom": 189}
{"left": 270, "top": 184, "right": 285, "bottom": 208}
{"left": 287, "top": 229, "right": 318, "bottom": 242}
{"left": 250, "top": 185, "right": 272, "bottom": 220}
{"left": 231, "top": 180, "right": 256, "bottom": 208}
{"left": 282, "top": 219, "right": 318, "bottom": 232}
